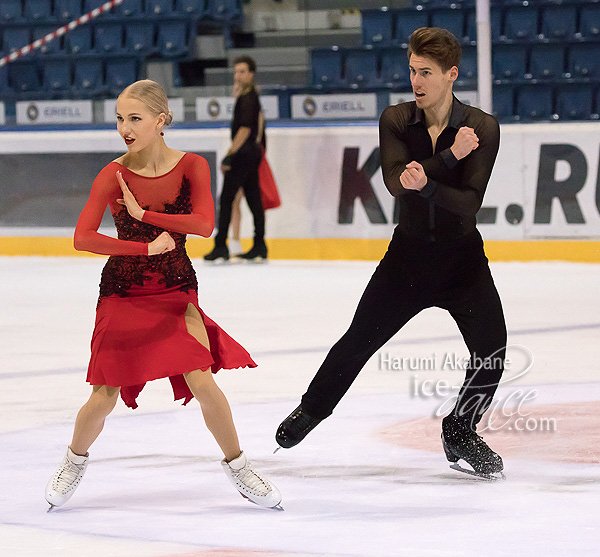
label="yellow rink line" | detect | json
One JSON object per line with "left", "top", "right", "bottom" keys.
{"left": 0, "top": 237, "right": 599, "bottom": 262}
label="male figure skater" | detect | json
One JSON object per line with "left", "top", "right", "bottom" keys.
{"left": 204, "top": 56, "right": 267, "bottom": 262}
{"left": 276, "top": 27, "right": 506, "bottom": 478}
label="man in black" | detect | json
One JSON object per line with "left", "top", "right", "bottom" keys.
{"left": 276, "top": 28, "right": 506, "bottom": 477}
{"left": 204, "top": 56, "right": 267, "bottom": 262}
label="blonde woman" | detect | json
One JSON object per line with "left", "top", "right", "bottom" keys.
{"left": 45, "top": 80, "right": 282, "bottom": 510}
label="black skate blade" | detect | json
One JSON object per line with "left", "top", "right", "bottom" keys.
{"left": 273, "top": 446, "right": 282, "bottom": 454}
{"left": 449, "top": 463, "right": 506, "bottom": 481}
{"left": 47, "top": 504, "right": 56, "bottom": 513}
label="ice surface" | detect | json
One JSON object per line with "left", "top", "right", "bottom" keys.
{"left": 1, "top": 258, "right": 599, "bottom": 556}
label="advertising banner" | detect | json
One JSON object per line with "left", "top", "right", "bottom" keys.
{"left": 1, "top": 123, "right": 599, "bottom": 239}
{"left": 291, "top": 93, "right": 378, "bottom": 120}
{"left": 103, "top": 98, "right": 185, "bottom": 124}
{"left": 16, "top": 100, "right": 93, "bottom": 125}
{"left": 195, "top": 95, "right": 280, "bottom": 121}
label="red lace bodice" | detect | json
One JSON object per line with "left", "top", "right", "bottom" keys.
{"left": 74, "top": 153, "right": 214, "bottom": 300}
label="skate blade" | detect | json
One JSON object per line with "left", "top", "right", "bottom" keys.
{"left": 273, "top": 446, "right": 282, "bottom": 454}
{"left": 449, "top": 463, "right": 506, "bottom": 481}
{"left": 203, "top": 258, "right": 230, "bottom": 265}
{"left": 47, "top": 504, "right": 56, "bottom": 513}
{"left": 239, "top": 492, "right": 284, "bottom": 511}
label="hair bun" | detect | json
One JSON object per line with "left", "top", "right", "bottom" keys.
{"left": 164, "top": 110, "right": 174, "bottom": 126}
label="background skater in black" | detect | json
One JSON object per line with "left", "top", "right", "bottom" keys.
{"left": 276, "top": 27, "right": 507, "bottom": 479}
{"left": 204, "top": 56, "right": 267, "bottom": 262}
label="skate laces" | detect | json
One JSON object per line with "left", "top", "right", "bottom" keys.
{"left": 232, "top": 462, "right": 271, "bottom": 495}
{"left": 53, "top": 459, "right": 85, "bottom": 493}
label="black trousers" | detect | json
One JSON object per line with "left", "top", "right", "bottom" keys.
{"left": 215, "top": 147, "right": 264, "bottom": 248}
{"left": 301, "top": 229, "right": 507, "bottom": 429}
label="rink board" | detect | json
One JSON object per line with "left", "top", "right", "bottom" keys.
{"left": 1, "top": 122, "right": 600, "bottom": 260}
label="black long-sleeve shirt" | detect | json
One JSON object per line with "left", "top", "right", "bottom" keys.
{"left": 232, "top": 87, "right": 261, "bottom": 156}
{"left": 379, "top": 96, "right": 500, "bottom": 242}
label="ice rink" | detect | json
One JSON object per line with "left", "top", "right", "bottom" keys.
{"left": 1, "top": 256, "right": 599, "bottom": 556}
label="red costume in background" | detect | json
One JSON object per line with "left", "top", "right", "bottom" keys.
{"left": 75, "top": 153, "right": 256, "bottom": 409}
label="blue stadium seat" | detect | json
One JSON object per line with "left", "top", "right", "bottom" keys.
{"left": 65, "top": 25, "right": 93, "bottom": 54}
{"left": 344, "top": 49, "right": 380, "bottom": 88}
{"left": 114, "top": 0, "right": 144, "bottom": 17}
{"left": 176, "top": 0, "right": 206, "bottom": 16}
{"left": 84, "top": 0, "right": 109, "bottom": 12}
{"left": 503, "top": 6, "right": 539, "bottom": 42}
{"left": 0, "top": 1, "right": 23, "bottom": 23}
{"left": 579, "top": 6, "right": 600, "bottom": 40}
{"left": 146, "top": 0, "right": 174, "bottom": 16}
{"left": 540, "top": 5, "right": 577, "bottom": 41}
{"left": 528, "top": 44, "right": 565, "bottom": 80}
{"left": 125, "top": 21, "right": 157, "bottom": 55}
{"left": 0, "top": 64, "right": 12, "bottom": 95}
{"left": 33, "top": 26, "right": 63, "bottom": 55}
{"left": 556, "top": 84, "right": 593, "bottom": 121}
{"left": 3, "top": 28, "right": 32, "bottom": 55}
{"left": 94, "top": 22, "right": 124, "bottom": 53}
{"left": 492, "top": 84, "right": 515, "bottom": 121}
{"left": 156, "top": 19, "right": 190, "bottom": 57}
{"left": 362, "top": 9, "right": 393, "bottom": 47}
{"left": 394, "top": 9, "right": 428, "bottom": 46}
{"left": 43, "top": 59, "right": 72, "bottom": 92}
{"left": 311, "top": 49, "right": 343, "bottom": 88}
{"left": 106, "top": 56, "right": 138, "bottom": 95}
{"left": 9, "top": 61, "right": 42, "bottom": 93}
{"left": 24, "top": 0, "right": 54, "bottom": 22}
{"left": 73, "top": 57, "right": 105, "bottom": 95}
{"left": 380, "top": 48, "right": 410, "bottom": 87}
{"left": 516, "top": 84, "right": 554, "bottom": 120}
{"left": 465, "top": 7, "right": 501, "bottom": 43}
{"left": 457, "top": 45, "right": 477, "bottom": 84}
{"left": 568, "top": 44, "right": 600, "bottom": 80}
{"left": 207, "top": 0, "right": 242, "bottom": 20}
{"left": 492, "top": 45, "right": 527, "bottom": 81}
{"left": 54, "top": 0, "right": 83, "bottom": 21}
{"left": 430, "top": 8, "right": 465, "bottom": 42}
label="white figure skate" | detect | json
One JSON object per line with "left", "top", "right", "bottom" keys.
{"left": 222, "top": 451, "right": 282, "bottom": 509}
{"left": 45, "top": 447, "right": 89, "bottom": 510}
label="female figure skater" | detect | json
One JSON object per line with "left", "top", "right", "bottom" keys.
{"left": 45, "top": 80, "right": 281, "bottom": 510}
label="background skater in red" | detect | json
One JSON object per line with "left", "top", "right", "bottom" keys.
{"left": 45, "top": 80, "right": 281, "bottom": 510}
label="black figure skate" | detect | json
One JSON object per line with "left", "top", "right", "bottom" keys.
{"left": 275, "top": 404, "right": 321, "bottom": 450}
{"left": 442, "top": 416, "right": 505, "bottom": 481}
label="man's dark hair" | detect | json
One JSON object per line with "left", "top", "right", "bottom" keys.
{"left": 233, "top": 56, "right": 257, "bottom": 73}
{"left": 407, "top": 27, "right": 462, "bottom": 72}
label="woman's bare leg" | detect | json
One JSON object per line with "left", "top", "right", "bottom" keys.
{"left": 183, "top": 303, "right": 241, "bottom": 462}
{"left": 230, "top": 190, "right": 243, "bottom": 242}
{"left": 70, "top": 385, "right": 120, "bottom": 455}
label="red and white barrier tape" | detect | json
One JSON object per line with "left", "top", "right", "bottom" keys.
{"left": 0, "top": 0, "right": 126, "bottom": 68}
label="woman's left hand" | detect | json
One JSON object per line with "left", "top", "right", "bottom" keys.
{"left": 116, "top": 171, "right": 145, "bottom": 221}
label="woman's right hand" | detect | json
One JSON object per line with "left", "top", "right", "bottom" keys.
{"left": 148, "top": 231, "right": 176, "bottom": 256}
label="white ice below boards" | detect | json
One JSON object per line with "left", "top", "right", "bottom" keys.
{"left": 0, "top": 258, "right": 598, "bottom": 556}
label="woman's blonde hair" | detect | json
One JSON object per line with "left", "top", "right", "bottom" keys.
{"left": 119, "top": 79, "right": 174, "bottom": 126}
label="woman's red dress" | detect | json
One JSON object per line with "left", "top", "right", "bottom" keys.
{"left": 75, "top": 152, "right": 256, "bottom": 409}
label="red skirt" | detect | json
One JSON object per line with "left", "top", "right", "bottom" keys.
{"left": 87, "top": 287, "right": 257, "bottom": 409}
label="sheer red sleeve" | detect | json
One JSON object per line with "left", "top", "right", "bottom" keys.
{"left": 141, "top": 155, "right": 214, "bottom": 237}
{"left": 74, "top": 164, "right": 148, "bottom": 256}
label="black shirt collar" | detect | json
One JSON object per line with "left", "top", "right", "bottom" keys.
{"left": 408, "top": 95, "right": 465, "bottom": 128}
